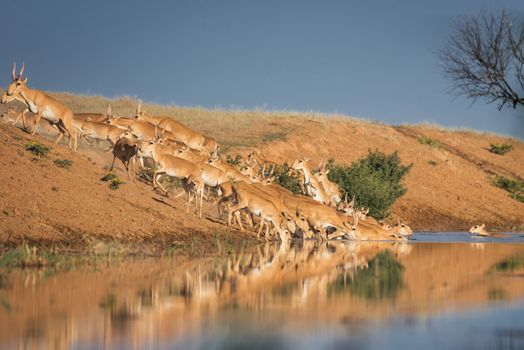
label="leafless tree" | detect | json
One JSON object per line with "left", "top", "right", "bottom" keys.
{"left": 439, "top": 9, "right": 524, "bottom": 110}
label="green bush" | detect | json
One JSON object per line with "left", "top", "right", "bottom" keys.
{"left": 273, "top": 163, "right": 302, "bottom": 195}
{"left": 491, "top": 175, "right": 524, "bottom": 203}
{"left": 101, "top": 171, "right": 125, "bottom": 190}
{"left": 489, "top": 143, "right": 513, "bottom": 155}
{"left": 327, "top": 150, "right": 412, "bottom": 220}
{"left": 418, "top": 135, "right": 442, "bottom": 148}
{"left": 26, "top": 142, "right": 50, "bottom": 157}
{"left": 54, "top": 159, "right": 73, "bottom": 169}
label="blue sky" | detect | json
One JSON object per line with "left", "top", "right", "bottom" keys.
{"left": 1, "top": 0, "right": 523, "bottom": 138}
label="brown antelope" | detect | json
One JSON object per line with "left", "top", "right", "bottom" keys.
{"left": 292, "top": 158, "right": 330, "bottom": 205}
{"left": 314, "top": 160, "right": 342, "bottom": 205}
{"left": 382, "top": 220, "right": 413, "bottom": 239}
{"left": 352, "top": 213, "right": 402, "bottom": 241}
{"left": 207, "top": 157, "right": 253, "bottom": 183}
{"left": 0, "top": 93, "right": 30, "bottom": 128}
{"left": 74, "top": 118, "right": 128, "bottom": 148}
{"left": 110, "top": 136, "right": 138, "bottom": 180}
{"left": 228, "top": 182, "right": 291, "bottom": 242}
{"left": 157, "top": 118, "right": 218, "bottom": 156}
{"left": 75, "top": 104, "right": 114, "bottom": 123}
{"left": 246, "top": 150, "right": 276, "bottom": 176}
{"left": 2, "top": 63, "right": 78, "bottom": 150}
{"left": 296, "top": 199, "right": 356, "bottom": 240}
{"left": 138, "top": 141, "right": 205, "bottom": 217}
{"left": 105, "top": 115, "right": 158, "bottom": 141}
{"left": 133, "top": 101, "right": 165, "bottom": 126}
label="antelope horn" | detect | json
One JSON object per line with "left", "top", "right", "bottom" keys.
{"left": 18, "top": 62, "right": 24, "bottom": 78}
{"left": 350, "top": 195, "right": 355, "bottom": 208}
{"left": 344, "top": 193, "right": 348, "bottom": 204}
{"left": 12, "top": 62, "right": 16, "bottom": 81}
{"left": 137, "top": 100, "right": 142, "bottom": 114}
{"left": 106, "top": 104, "right": 112, "bottom": 117}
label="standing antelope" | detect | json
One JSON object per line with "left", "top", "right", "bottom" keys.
{"left": 246, "top": 151, "right": 276, "bottom": 177}
{"left": 2, "top": 63, "right": 78, "bottom": 150}
{"left": 314, "top": 160, "right": 342, "bottom": 205}
{"left": 292, "top": 158, "right": 330, "bottom": 205}
{"left": 110, "top": 136, "right": 138, "bottom": 180}
{"left": 228, "top": 182, "right": 292, "bottom": 242}
{"left": 138, "top": 141, "right": 205, "bottom": 217}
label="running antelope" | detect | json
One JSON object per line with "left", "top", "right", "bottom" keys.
{"left": 314, "top": 160, "right": 342, "bottom": 205}
{"left": 228, "top": 182, "right": 292, "bottom": 242}
{"left": 292, "top": 158, "right": 330, "bottom": 205}
{"left": 157, "top": 118, "right": 218, "bottom": 156}
{"left": 75, "top": 105, "right": 114, "bottom": 123}
{"left": 138, "top": 141, "right": 205, "bottom": 217}
{"left": 2, "top": 63, "right": 78, "bottom": 150}
{"left": 74, "top": 118, "right": 128, "bottom": 148}
{"left": 105, "top": 115, "right": 158, "bottom": 141}
{"left": 207, "top": 157, "right": 253, "bottom": 183}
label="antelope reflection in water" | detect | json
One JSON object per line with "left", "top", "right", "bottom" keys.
{"left": 2, "top": 239, "right": 524, "bottom": 350}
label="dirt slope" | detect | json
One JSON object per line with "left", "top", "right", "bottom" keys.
{"left": 229, "top": 118, "right": 524, "bottom": 231}
{"left": 0, "top": 122, "right": 252, "bottom": 247}
{"left": 0, "top": 99, "right": 523, "bottom": 245}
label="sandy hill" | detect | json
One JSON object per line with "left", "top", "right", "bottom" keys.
{"left": 0, "top": 92, "right": 523, "bottom": 246}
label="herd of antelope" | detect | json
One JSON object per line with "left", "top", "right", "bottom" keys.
{"left": 1, "top": 62, "right": 414, "bottom": 242}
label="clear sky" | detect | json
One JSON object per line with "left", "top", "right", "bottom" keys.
{"left": 1, "top": 0, "right": 523, "bottom": 138}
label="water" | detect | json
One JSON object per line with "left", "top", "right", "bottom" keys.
{"left": 1, "top": 233, "right": 524, "bottom": 350}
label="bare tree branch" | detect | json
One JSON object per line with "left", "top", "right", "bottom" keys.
{"left": 439, "top": 9, "right": 524, "bottom": 111}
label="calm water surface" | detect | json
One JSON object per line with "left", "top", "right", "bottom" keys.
{"left": 1, "top": 233, "right": 524, "bottom": 350}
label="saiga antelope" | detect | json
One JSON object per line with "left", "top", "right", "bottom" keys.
{"left": 2, "top": 63, "right": 78, "bottom": 150}
{"left": 292, "top": 158, "right": 330, "bottom": 205}
{"left": 110, "top": 136, "right": 138, "bottom": 180}
{"left": 139, "top": 141, "right": 205, "bottom": 217}
{"left": 314, "top": 160, "right": 342, "bottom": 205}
{"left": 157, "top": 118, "right": 218, "bottom": 156}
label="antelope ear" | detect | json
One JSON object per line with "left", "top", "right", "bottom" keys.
{"left": 22, "top": 77, "right": 28, "bottom": 83}
{"left": 325, "top": 169, "right": 330, "bottom": 174}
{"left": 480, "top": 224, "right": 485, "bottom": 228}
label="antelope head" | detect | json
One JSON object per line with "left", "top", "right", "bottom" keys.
{"left": 2, "top": 62, "right": 27, "bottom": 104}
{"left": 134, "top": 100, "right": 147, "bottom": 120}
{"left": 137, "top": 140, "right": 156, "bottom": 158}
{"left": 294, "top": 210, "right": 310, "bottom": 233}
{"left": 469, "top": 224, "right": 487, "bottom": 235}
{"left": 261, "top": 176, "right": 276, "bottom": 186}
{"left": 291, "top": 158, "right": 309, "bottom": 171}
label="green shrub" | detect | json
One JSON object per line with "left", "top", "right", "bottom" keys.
{"left": 418, "top": 135, "right": 442, "bottom": 148}
{"left": 25, "top": 142, "right": 50, "bottom": 157}
{"left": 489, "top": 143, "right": 513, "bottom": 155}
{"left": 53, "top": 159, "right": 73, "bottom": 169}
{"left": 491, "top": 175, "right": 524, "bottom": 203}
{"left": 101, "top": 171, "right": 125, "bottom": 190}
{"left": 273, "top": 163, "right": 303, "bottom": 195}
{"left": 327, "top": 150, "right": 411, "bottom": 220}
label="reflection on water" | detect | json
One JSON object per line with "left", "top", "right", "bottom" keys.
{"left": 1, "top": 234, "right": 524, "bottom": 350}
